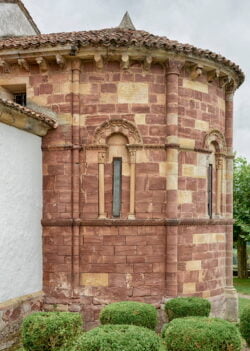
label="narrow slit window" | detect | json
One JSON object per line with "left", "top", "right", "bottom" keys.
{"left": 112, "top": 158, "right": 122, "bottom": 217}
{"left": 208, "top": 164, "right": 213, "bottom": 218}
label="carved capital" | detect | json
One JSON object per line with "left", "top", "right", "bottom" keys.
{"left": 71, "top": 58, "right": 81, "bottom": 71}
{"left": 18, "top": 58, "right": 29, "bottom": 71}
{"left": 36, "top": 56, "right": 48, "bottom": 72}
{"left": 166, "top": 59, "right": 184, "bottom": 75}
{"left": 128, "top": 149, "right": 136, "bottom": 163}
{"left": 225, "top": 80, "right": 236, "bottom": 101}
{"left": 98, "top": 151, "right": 106, "bottom": 164}
{"left": 216, "top": 157, "right": 223, "bottom": 170}
{"left": 94, "top": 54, "right": 104, "bottom": 70}
{"left": 121, "top": 54, "right": 130, "bottom": 70}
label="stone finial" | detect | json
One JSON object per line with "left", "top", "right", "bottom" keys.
{"left": 118, "top": 11, "right": 135, "bottom": 30}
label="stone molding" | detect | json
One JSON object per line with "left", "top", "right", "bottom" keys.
{"left": 93, "top": 118, "right": 142, "bottom": 145}
{"left": 0, "top": 291, "right": 44, "bottom": 310}
{"left": 203, "top": 129, "right": 227, "bottom": 153}
{"left": 42, "top": 218, "right": 234, "bottom": 227}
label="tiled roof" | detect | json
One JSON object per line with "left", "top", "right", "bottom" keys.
{"left": 0, "top": 0, "right": 40, "bottom": 35}
{"left": 0, "top": 27, "right": 244, "bottom": 85}
{"left": 0, "top": 98, "right": 58, "bottom": 128}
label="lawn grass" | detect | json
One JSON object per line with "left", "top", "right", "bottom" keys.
{"left": 234, "top": 278, "right": 250, "bottom": 295}
{"left": 239, "top": 297, "right": 250, "bottom": 316}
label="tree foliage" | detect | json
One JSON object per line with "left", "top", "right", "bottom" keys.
{"left": 233, "top": 157, "right": 250, "bottom": 239}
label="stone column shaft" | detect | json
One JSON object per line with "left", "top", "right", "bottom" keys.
{"left": 128, "top": 149, "right": 136, "bottom": 219}
{"left": 98, "top": 151, "right": 106, "bottom": 219}
{"left": 165, "top": 60, "right": 183, "bottom": 297}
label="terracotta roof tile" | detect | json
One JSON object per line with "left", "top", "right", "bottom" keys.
{"left": 0, "top": 27, "right": 244, "bottom": 85}
{"left": 0, "top": 98, "right": 58, "bottom": 128}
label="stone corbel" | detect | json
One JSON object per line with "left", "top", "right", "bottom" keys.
{"left": 144, "top": 55, "right": 152, "bottom": 71}
{"left": 56, "top": 54, "right": 65, "bottom": 69}
{"left": 190, "top": 64, "right": 203, "bottom": 80}
{"left": 36, "top": 56, "right": 48, "bottom": 72}
{"left": 94, "top": 54, "right": 104, "bottom": 70}
{"left": 121, "top": 54, "right": 130, "bottom": 70}
{"left": 219, "top": 75, "right": 231, "bottom": 88}
{"left": 207, "top": 69, "right": 220, "bottom": 83}
{"left": 18, "top": 58, "right": 29, "bottom": 72}
{"left": 0, "top": 59, "right": 10, "bottom": 73}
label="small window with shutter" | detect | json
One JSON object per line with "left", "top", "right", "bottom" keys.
{"left": 208, "top": 164, "right": 213, "bottom": 218}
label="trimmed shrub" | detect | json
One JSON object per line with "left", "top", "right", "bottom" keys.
{"left": 165, "top": 297, "right": 211, "bottom": 321}
{"left": 71, "top": 324, "right": 161, "bottom": 351}
{"left": 163, "top": 317, "right": 241, "bottom": 351}
{"left": 161, "top": 323, "right": 168, "bottom": 337}
{"left": 100, "top": 301, "right": 157, "bottom": 330}
{"left": 240, "top": 306, "right": 250, "bottom": 345}
{"left": 21, "top": 312, "right": 83, "bottom": 351}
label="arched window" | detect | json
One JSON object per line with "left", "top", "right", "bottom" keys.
{"left": 93, "top": 119, "right": 142, "bottom": 219}
{"left": 204, "top": 130, "right": 226, "bottom": 218}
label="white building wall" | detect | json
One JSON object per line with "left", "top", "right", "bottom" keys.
{"left": 0, "top": 123, "right": 42, "bottom": 303}
{"left": 0, "top": 3, "right": 37, "bottom": 37}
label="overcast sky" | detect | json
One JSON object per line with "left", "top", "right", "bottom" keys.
{"left": 24, "top": 0, "right": 250, "bottom": 161}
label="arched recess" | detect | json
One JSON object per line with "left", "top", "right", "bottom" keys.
{"left": 204, "top": 130, "right": 226, "bottom": 218}
{"left": 94, "top": 119, "right": 142, "bottom": 219}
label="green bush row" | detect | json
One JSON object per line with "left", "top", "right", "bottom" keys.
{"left": 163, "top": 316, "right": 241, "bottom": 351}
{"left": 165, "top": 297, "right": 211, "bottom": 321}
{"left": 100, "top": 301, "right": 157, "bottom": 330}
{"left": 21, "top": 312, "right": 83, "bottom": 351}
{"left": 72, "top": 324, "right": 161, "bottom": 351}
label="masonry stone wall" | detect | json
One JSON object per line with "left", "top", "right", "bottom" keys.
{"left": 0, "top": 52, "right": 236, "bottom": 330}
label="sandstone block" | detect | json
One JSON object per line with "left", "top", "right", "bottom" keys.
{"left": 186, "top": 260, "right": 202, "bottom": 271}
{"left": 80, "top": 273, "right": 109, "bottom": 287}
{"left": 118, "top": 83, "right": 148, "bottom": 103}
{"left": 195, "top": 120, "right": 209, "bottom": 131}
{"left": 179, "top": 137, "right": 195, "bottom": 149}
{"left": 183, "top": 79, "right": 208, "bottom": 93}
{"left": 178, "top": 190, "right": 192, "bottom": 204}
{"left": 183, "top": 282, "right": 196, "bottom": 294}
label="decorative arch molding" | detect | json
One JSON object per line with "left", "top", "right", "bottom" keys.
{"left": 94, "top": 119, "right": 142, "bottom": 145}
{"left": 204, "top": 129, "right": 226, "bottom": 154}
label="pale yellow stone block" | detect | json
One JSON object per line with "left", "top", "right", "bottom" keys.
{"left": 195, "top": 120, "right": 209, "bottom": 131}
{"left": 183, "top": 282, "right": 196, "bottom": 294}
{"left": 79, "top": 83, "right": 93, "bottom": 95}
{"left": 202, "top": 291, "right": 211, "bottom": 298}
{"left": 29, "top": 95, "right": 48, "bottom": 106}
{"left": 166, "top": 149, "right": 178, "bottom": 162}
{"left": 157, "top": 94, "right": 166, "bottom": 105}
{"left": 166, "top": 135, "right": 178, "bottom": 144}
{"left": 59, "top": 113, "right": 72, "bottom": 125}
{"left": 167, "top": 113, "right": 178, "bottom": 125}
{"left": 195, "top": 166, "right": 207, "bottom": 178}
{"left": 183, "top": 79, "right": 208, "bottom": 94}
{"left": 166, "top": 162, "right": 178, "bottom": 175}
{"left": 193, "top": 233, "right": 225, "bottom": 244}
{"left": 100, "top": 93, "right": 117, "bottom": 103}
{"left": 0, "top": 77, "right": 29, "bottom": 86}
{"left": 179, "top": 137, "right": 195, "bottom": 149}
{"left": 197, "top": 153, "right": 207, "bottom": 167}
{"left": 218, "top": 97, "right": 225, "bottom": 111}
{"left": 167, "top": 175, "right": 178, "bottom": 190}
{"left": 182, "top": 164, "right": 195, "bottom": 177}
{"left": 118, "top": 83, "right": 148, "bottom": 103}
{"left": 136, "top": 150, "right": 148, "bottom": 163}
{"left": 186, "top": 260, "right": 201, "bottom": 271}
{"left": 178, "top": 190, "right": 192, "bottom": 204}
{"left": 134, "top": 114, "right": 146, "bottom": 125}
{"left": 81, "top": 273, "right": 109, "bottom": 287}
{"left": 159, "top": 162, "right": 167, "bottom": 177}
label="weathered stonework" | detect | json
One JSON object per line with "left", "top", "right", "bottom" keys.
{"left": 0, "top": 10, "right": 244, "bottom": 339}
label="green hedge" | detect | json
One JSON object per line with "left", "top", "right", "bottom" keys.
{"left": 165, "top": 297, "right": 211, "bottom": 321}
{"left": 163, "top": 317, "right": 241, "bottom": 351}
{"left": 21, "top": 312, "right": 83, "bottom": 351}
{"left": 240, "top": 306, "right": 250, "bottom": 345}
{"left": 100, "top": 301, "right": 157, "bottom": 330}
{"left": 71, "top": 324, "right": 161, "bottom": 351}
